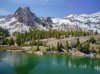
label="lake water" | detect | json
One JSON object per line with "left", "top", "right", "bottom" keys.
{"left": 0, "top": 51, "right": 100, "bottom": 74}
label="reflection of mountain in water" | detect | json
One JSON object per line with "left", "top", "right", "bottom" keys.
{"left": 0, "top": 52, "right": 38, "bottom": 74}
{"left": 29, "top": 55, "right": 100, "bottom": 74}
{"left": 0, "top": 52, "right": 100, "bottom": 74}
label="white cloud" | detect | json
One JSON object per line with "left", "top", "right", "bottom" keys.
{"left": 0, "top": 9, "right": 10, "bottom": 15}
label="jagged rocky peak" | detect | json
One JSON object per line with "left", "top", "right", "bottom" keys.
{"left": 42, "top": 17, "right": 53, "bottom": 28}
{"left": 13, "top": 7, "right": 38, "bottom": 26}
{"left": 14, "top": 7, "right": 36, "bottom": 17}
{"left": 43, "top": 17, "right": 53, "bottom": 23}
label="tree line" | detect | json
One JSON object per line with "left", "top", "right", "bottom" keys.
{"left": 16, "top": 29, "right": 91, "bottom": 46}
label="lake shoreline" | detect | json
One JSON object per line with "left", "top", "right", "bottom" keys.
{"left": 1, "top": 46, "right": 100, "bottom": 59}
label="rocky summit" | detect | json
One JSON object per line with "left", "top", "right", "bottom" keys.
{"left": 14, "top": 7, "right": 38, "bottom": 27}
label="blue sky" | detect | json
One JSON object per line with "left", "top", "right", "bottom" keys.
{"left": 0, "top": 0, "right": 100, "bottom": 17}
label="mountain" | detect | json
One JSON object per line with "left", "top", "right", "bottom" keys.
{"left": 52, "top": 12, "right": 100, "bottom": 32}
{"left": 0, "top": 7, "right": 49, "bottom": 34}
{"left": 14, "top": 7, "right": 40, "bottom": 27}
{"left": 0, "top": 7, "right": 100, "bottom": 34}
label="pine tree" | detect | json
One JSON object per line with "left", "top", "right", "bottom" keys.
{"left": 2, "top": 38, "right": 9, "bottom": 45}
{"left": 47, "top": 45, "right": 51, "bottom": 51}
{"left": 82, "top": 42, "right": 90, "bottom": 54}
{"left": 37, "top": 39, "right": 40, "bottom": 51}
{"left": 76, "top": 38, "right": 82, "bottom": 51}
{"left": 9, "top": 38, "right": 15, "bottom": 46}
{"left": 37, "top": 44, "right": 40, "bottom": 51}
{"left": 76, "top": 38, "right": 80, "bottom": 47}
{"left": 89, "top": 37, "right": 96, "bottom": 44}
{"left": 65, "top": 41, "right": 69, "bottom": 52}
{"left": 77, "top": 44, "right": 82, "bottom": 51}
{"left": 60, "top": 42, "right": 63, "bottom": 48}
{"left": 95, "top": 30, "right": 98, "bottom": 35}
{"left": 91, "top": 47, "right": 96, "bottom": 53}
{"left": 57, "top": 42, "right": 60, "bottom": 51}
{"left": 57, "top": 42, "right": 62, "bottom": 52}
{"left": 16, "top": 36, "right": 22, "bottom": 46}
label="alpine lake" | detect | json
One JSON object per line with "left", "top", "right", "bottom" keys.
{"left": 0, "top": 51, "right": 100, "bottom": 74}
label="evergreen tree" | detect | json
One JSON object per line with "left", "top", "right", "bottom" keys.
{"left": 57, "top": 42, "right": 60, "bottom": 51}
{"left": 89, "top": 37, "right": 96, "bottom": 44}
{"left": 57, "top": 42, "right": 62, "bottom": 52}
{"left": 76, "top": 38, "right": 80, "bottom": 47}
{"left": 77, "top": 44, "right": 82, "bottom": 51}
{"left": 47, "top": 45, "right": 51, "bottom": 51}
{"left": 36, "top": 39, "right": 40, "bottom": 51}
{"left": 75, "top": 38, "right": 82, "bottom": 51}
{"left": 36, "top": 44, "right": 40, "bottom": 51}
{"left": 2, "top": 38, "right": 9, "bottom": 45}
{"left": 60, "top": 42, "right": 63, "bottom": 48}
{"left": 91, "top": 47, "right": 96, "bottom": 53}
{"left": 82, "top": 42, "right": 90, "bottom": 54}
{"left": 65, "top": 41, "right": 69, "bottom": 52}
{"left": 9, "top": 38, "right": 15, "bottom": 46}
{"left": 95, "top": 30, "right": 98, "bottom": 35}
{"left": 16, "top": 36, "right": 22, "bottom": 46}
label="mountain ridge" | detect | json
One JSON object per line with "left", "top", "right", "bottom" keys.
{"left": 0, "top": 7, "right": 100, "bottom": 34}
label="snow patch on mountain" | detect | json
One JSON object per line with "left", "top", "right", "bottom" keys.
{"left": 0, "top": 17, "right": 30, "bottom": 34}
{"left": 52, "top": 12, "right": 100, "bottom": 32}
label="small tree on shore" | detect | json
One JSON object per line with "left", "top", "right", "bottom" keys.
{"left": 47, "top": 45, "right": 51, "bottom": 51}
{"left": 57, "top": 42, "right": 62, "bottom": 52}
{"left": 82, "top": 42, "right": 90, "bottom": 54}
{"left": 2, "top": 38, "right": 9, "bottom": 45}
{"left": 65, "top": 41, "right": 69, "bottom": 52}
{"left": 91, "top": 47, "right": 96, "bottom": 53}
{"left": 89, "top": 37, "right": 96, "bottom": 44}
{"left": 76, "top": 38, "right": 80, "bottom": 47}
{"left": 76, "top": 38, "right": 82, "bottom": 51}
{"left": 36, "top": 44, "right": 40, "bottom": 51}
{"left": 36, "top": 39, "right": 40, "bottom": 51}
{"left": 9, "top": 38, "right": 15, "bottom": 46}
{"left": 77, "top": 44, "right": 82, "bottom": 51}
{"left": 95, "top": 30, "right": 98, "bottom": 35}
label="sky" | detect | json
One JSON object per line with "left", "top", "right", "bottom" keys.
{"left": 0, "top": 0, "right": 100, "bottom": 17}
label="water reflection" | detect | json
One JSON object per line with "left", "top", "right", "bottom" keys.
{"left": 0, "top": 52, "right": 100, "bottom": 74}
{"left": 0, "top": 52, "right": 29, "bottom": 67}
{"left": 29, "top": 55, "right": 100, "bottom": 74}
{"left": 0, "top": 62, "right": 16, "bottom": 74}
